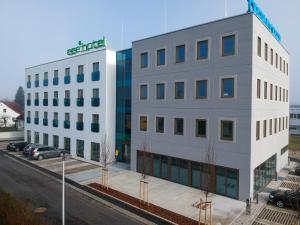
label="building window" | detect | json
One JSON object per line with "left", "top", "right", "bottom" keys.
{"left": 222, "top": 34, "right": 235, "bottom": 56}
{"left": 275, "top": 85, "right": 278, "bottom": 101}
{"left": 264, "top": 81, "right": 267, "bottom": 99}
{"left": 274, "top": 118, "right": 277, "bottom": 133}
{"left": 256, "top": 121, "right": 260, "bottom": 140}
{"left": 139, "top": 116, "right": 147, "bottom": 131}
{"left": 280, "top": 57, "right": 282, "bottom": 71}
{"left": 197, "top": 40, "right": 208, "bottom": 60}
{"left": 283, "top": 60, "right": 286, "bottom": 73}
{"left": 174, "top": 118, "right": 184, "bottom": 135}
{"left": 257, "top": 79, "right": 261, "bottom": 99}
{"left": 34, "top": 132, "right": 39, "bottom": 144}
{"left": 221, "top": 120, "right": 234, "bottom": 141}
{"left": 279, "top": 87, "right": 282, "bottom": 101}
{"left": 269, "top": 119, "right": 272, "bottom": 135}
{"left": 257, "top": 37, "right": 261, "bottom": 57}
{"left": 156, "top": 117, "right": 164, "bottom": 133}
{"left": 78, "top": 65, "right": 84, "bottom": 74}
{"left": 270, "top": 83, "right": 273, "bottom": 100}
{"left": 64, "top": 137, "right": 71, "bottom": 154}
{"left": 65, "top": 68, "right": 70, "bottom": 76}
{"left": 175, "top": 82, "right": 184, "bottom": 99}
{"left": 264, "top": 43, "right": 268, "bottom": 61}
{"left": 221, "top": 78, "right": 234, "bottom": 98}
{"left": 195, "top": 119, "right": 207, "bottom": 138}
{"left": 263, "top": 120, "right": 267, "bottom": 138}
{"left": 91, "top": 142, "right": 100, "bottom": 162}
{"left": 156, "top": 83, "right": 165, "bottom": 99}
{"left": 275, "top": 53, "right": 278, "bottom": 68}
{"left": 157, "top": 49, "right": 165, "bottom": 66}
{"left": 93, "top": 62, "right": 99, "bottom": 72}
{"left": 76, "top": 139, "right": 84, "bottom": 158}
{"left": 140, "top": 84, "right": 148, "bottom": 100}
{"left": 140, "top": 52, "right": 148, "bottom": 68}
{"left": 270, "top": 48, "right": 273, "bottom": 65}
{"left": 176, "top": 45, "right": 185, "bottom": 63}
{"left": 43, "top": 133, "right": 48, "bottom": 146}
{"left": 196, "top": 80, "right": 207, "bottom": 99}
{"left": 53, "top": 135, "right": 59, "bottom": 148}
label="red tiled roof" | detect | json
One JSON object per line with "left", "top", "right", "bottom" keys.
{"left": 0, "top": 101, "right": 23, "bottom": 115}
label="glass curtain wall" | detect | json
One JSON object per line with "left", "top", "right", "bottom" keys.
{"left": 116, "top": 49, "right": 132, "bottom": 163}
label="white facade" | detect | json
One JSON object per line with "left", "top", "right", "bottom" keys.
{"left": 131, "top": 13, "right": 289, "bottom": 200}
{"left": 290, "top": 105, "right": 300, "bottom": 135}
{"left": 0, "top": 102, "right": 21, "bottom": 127}
{"left": 24, "top": 49, "right": 116, "bottom": 164}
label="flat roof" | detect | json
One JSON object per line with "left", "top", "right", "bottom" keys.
{"left": 25, "top": 47, "right": 110, "bottom": 70}
{"left": 132, "top": 12, "right": 289, "bottom": 54}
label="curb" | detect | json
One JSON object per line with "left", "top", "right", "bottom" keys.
{"left": 1, "top": 150, "right": 176, "bottom": 225}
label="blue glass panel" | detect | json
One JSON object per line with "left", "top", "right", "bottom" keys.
{"left": 197, "top": 40, "right": 208, "bottom": 59}
{"left": 157, "top": 49, "right": 165, "bottom": 65}
{"left": 222, "top": 78, "right": 234, "bottom": 97}
{"left": 197, "top": 80, "right": 207, "bottom": 98}
{"left": 222, "top": 35, "right": 235, "bottom": 56}
{"left": 176, "top": 45, "right": 185, "bottom": 63}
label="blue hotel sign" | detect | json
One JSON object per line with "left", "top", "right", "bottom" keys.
{"left": 247, "top": 0, "right": 281, "bottom": 42}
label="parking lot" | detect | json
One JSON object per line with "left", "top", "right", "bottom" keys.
{"left": 0, "top": 141, "right": 99, "bottom": 176}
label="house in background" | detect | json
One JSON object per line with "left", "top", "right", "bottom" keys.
{"left": 290, "top": 105, "right": 300, "bottom": 135}
{"left": 0, "top": 101, "right": 24, "bottom": 128}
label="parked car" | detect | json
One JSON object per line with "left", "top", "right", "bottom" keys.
{"left": 30, "top": 146, "right": 65, "bottom": 160}
{"left": 269, "top": 189, "right": 300, "bottom": 208}
{"left": 6, "top": 141, "right": 28, "bottom": 151}
{"left": 23, "top": 143, "right": 41, "bottom": 156}
{"left": 295, "top": 166, "right": 300, "bottom": 176}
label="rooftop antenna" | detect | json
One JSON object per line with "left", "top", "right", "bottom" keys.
{"left": 225, "top": 0, "right": 228, "bottom": 17}
{"left": 164, "top": 0, "right": 167, "bottom": 32}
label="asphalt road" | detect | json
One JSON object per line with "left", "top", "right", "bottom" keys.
{"left": 0, "top": 151, "right": 144, "bottom": 225}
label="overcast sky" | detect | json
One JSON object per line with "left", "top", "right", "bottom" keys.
{"left": 0, "top": 0, "right": 299, "bottom": 103}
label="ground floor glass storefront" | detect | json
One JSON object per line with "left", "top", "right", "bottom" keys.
{"left": 137, "top": 151, "right": 239, "bottom": 199}
{"left": 254, "top": 154, "right": 276, "bottom": 192}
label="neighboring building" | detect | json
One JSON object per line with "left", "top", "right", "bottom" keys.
{"left": 290, "top": 105, "right": 300, "bottom": 135}
{"left": 0, "top": 101, "right": 23, "bottom": 127}
{"left": 24, "top": 49, "right": 116, "bottom": 163}
{"left": 131, "top": 13, "right": 289, "bottom": 200}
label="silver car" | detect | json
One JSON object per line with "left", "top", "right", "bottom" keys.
{"left": 30, "top": 146, "right": 65, "bottom": 160}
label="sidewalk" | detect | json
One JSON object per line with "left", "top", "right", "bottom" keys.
{"left": 71, "top": 163, "right": 245, "bottom": 225}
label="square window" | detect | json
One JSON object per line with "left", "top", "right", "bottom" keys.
{"left": 221, "top": 78, "right": 234, "bottom": 98}
{"left": 196, "top": 80, "right": 207, "bottom": 99}
{"left": 221, "top": 120, "right": 234, "bottom": 141}
{"left": 196, "top": 119, "right": 206, "bottom": 137}
{"left": 139, "top": 116, "right": 147, "bottom": 131}
{"left": 222, "top": 35, "right": 235, "bottom": 56}
{"left": 156, "top": 117, "right": 164, "bottom": 133}
{"left": 197, "top": 40, "right": 208, "bottom": 60}
{"left": 156, "top": 83, "right": 165, "bottom": 99}
{"left": 176, "top": 45, "right": 185, "bottom": 63}
{"left": 175, "top": 82, "right": 184, "bottom": 99}
{"left": 140, "top": 84, "right": 148, "bottom": 100}
{"left": 141, "top": 52, "right": 148, "bottom": 68}
{"left": 174, "top": 118, "right": 184, "bottom": 135}
{"left": 157, "top": 49, "right": 165, "bottom": 66}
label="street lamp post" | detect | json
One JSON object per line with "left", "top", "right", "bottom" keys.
{"left": 62, "top": 153, "right": 66, "bottom": 225}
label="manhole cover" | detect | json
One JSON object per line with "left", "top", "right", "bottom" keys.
{"left": 34, "top": 207, "right": 47, "bottom": 213}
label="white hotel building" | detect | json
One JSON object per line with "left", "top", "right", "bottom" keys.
{"left": 25, "top": 49, "right": 116, "bottom": 162}
{"left": 131, "top": 13, "right": 289, "bottom": 200}
{"left": 25, "top": 11, "right": 289, "bottom": 201}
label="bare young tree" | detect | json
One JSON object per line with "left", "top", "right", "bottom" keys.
{"left": 100, "top": 134, "right": 112, "bottom": 188}
{"left": 100, "top": 134, "right": 111, "bottom": 168}
{"left": 199, "top": 140, "right": 215, "bottom": 225}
